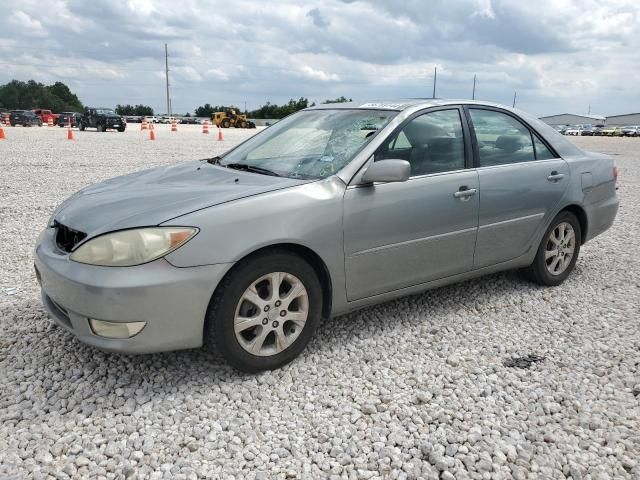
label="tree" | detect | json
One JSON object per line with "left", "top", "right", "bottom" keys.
{"left": 322, "top": 96, "right": 352, "bottom": 104}
{"left": 115, "top": 104, "right": 154, "bottom": 116}
{"left": 194, "top": 104, "right": 239, "bottom": 117}
{"left": 249, "top": 98, "right": 311, "bottom": 119}
{"left": 0, "top": 80, "right": 84, "bottom": 111}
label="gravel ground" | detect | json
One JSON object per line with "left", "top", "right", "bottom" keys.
{"left": 1, "top": 126, "right": 638, "bottom": 479}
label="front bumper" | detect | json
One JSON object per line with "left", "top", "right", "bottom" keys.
{"left": 34, "top": 227, "right": 231, "bottom": 354}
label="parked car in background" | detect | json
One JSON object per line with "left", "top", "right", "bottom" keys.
{"left": 145, "top": 116, "right": 159, "bottom": 123}
{"left": 57, "top": 112, "right": 81, "bottom": 128}
{"left": 580, "top": 126, "right": 596, "bottom": 136}
{"left": 179, "top": 117, "right": 199, "bottom": 124}
{"left": 124, "top": 116, "right": 142, "bottom": 123}
{"left": 620, "top": 125, "right": 640, "bottom": 137}
{"left": 552, "top": 125, "right": 569, "bottom": 135}
{"left": 565, "top": 125, "right": 583, "bottom": 136}
{"left": 33, "top": 109, "right": 59, "bottom": 124}
{"left": 0, "top": 108, "right": 10, "bottom": 122}
{"left": 601, "top": 126, "right": 623, "bottom": 137}
{"left": 10, "top": 110, "right": 43, "bottom": 127}
{"left": 591, "top": 126, "right": 605, "bottom": 136}
{"left": 79, "top": 108, "right": 126, "bottom": 132}
{"left": 35, "top": 99, "right": 619, "bottom": 372}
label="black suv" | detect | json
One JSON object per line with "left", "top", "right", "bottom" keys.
{"left": 79, "top": 108, "right": 126, "bottom": 132}
{"left": 10, "top": 110, "right": 43, "bottom": 127}
{"left": 57, "top": 112, "right": 81, "bottom": 128}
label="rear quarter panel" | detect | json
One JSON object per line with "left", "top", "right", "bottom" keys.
{"left": 561, "top": 152, "right": 618, "bottom": 242}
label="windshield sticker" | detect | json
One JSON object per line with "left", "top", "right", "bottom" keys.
{"left": 359, "top": 102, "right": 406, "bottom": 110}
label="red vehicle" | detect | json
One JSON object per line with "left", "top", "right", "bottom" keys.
{"left": 32, "top": 109, "right": 60, "bottom": 124}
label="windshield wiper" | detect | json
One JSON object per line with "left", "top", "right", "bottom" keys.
{"left": 224, "top": 163, "right": 282, "bottom": 177}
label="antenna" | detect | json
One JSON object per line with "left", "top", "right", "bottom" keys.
{"left": 588, "top": 104, "right": 591, "bottom": 115}
{"left": 472, "top": 74, "right": 477, "bottom": 100}
{"left": 512, "top": 91, "right": 517, "bottom": 108}
{"left": 432, "top": 66, "right": 437, "bottom": 99}
{"left": 165, "top": 43, "right": 171, "bottom": 117}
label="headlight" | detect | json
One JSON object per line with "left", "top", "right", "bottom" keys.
{"left": 70, "top": 227, "right": 198, "bottom": 266}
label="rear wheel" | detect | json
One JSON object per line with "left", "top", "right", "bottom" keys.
{"left": 205, "top": 251, "right": 323, "bottom": 372}
{"left": 221, "top": 118, "right": 231, "bottom": 128}
{"left": 96, "top": 123, "right": 105, "bottom": 132}
{"left": 79, "top": 122, "right": 86, "bottom": 131}
{"left": 525, "top": 211, "right": 581, "bottom": 286}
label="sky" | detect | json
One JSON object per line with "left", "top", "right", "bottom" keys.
{"left": 0, "top": 0, "right": 639, "bottom": 117}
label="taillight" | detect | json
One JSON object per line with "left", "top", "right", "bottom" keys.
{"left": 613, "top": 165, "right": 618, "bottom": 183}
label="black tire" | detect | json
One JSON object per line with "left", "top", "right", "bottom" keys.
{"left": 205, "top": 251, "right": 323, "bottom": 373}
{"left": 118, "top": 126, "right": 125, "bottom": 132}
{"left": 79, "top": 123, "right": 86, "bottom": 131}
{"left": 525, "top": 211, "right": 581, "bottom": 286}
{"left": 96, "top": 123, "right": 104, "bottom": 132}
{"left": 221, "top": 118, "right": 231, "bottom": 128}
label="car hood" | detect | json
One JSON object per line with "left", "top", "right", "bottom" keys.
{"left": 53, "top": 161, "right": 310, "bottom": 237}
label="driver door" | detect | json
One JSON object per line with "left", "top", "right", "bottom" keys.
{"left": 343, "top": 107, "right": 479, "bottom": 301}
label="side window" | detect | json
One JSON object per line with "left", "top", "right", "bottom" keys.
{"left": 469, "top": 109, "right": 535, "bottom": 166}
{"left": 533, "top": 135, "right": 555, "bottom": 160}
{"left": 375, "top": 109, "right": 465, "bottom": 176}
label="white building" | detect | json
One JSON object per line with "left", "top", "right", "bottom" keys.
{"left": 539, "top": 113, "right": 606, "bottom": 126}
{"left": 605, "top": 113, "right": 640, "bottom": 126}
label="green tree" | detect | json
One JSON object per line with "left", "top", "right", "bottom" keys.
{"left": 322, "top": 96, "right": 352, "bottom": 104}
{"left": 194, "top": 104, "right": 239, "bottom": 117}
{"left": 115, "top": 104, "right": 154, "bottom": 116}
{"left": 0, "top": 80, "right": 84, "bottom": 111}
{"left": 249, "top": 98, "right": 311, "bottom": 119}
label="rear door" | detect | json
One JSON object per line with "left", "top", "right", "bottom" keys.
{"left": 466, "top": 107, "right": 569, "bottom": 268}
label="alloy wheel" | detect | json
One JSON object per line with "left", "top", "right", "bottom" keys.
{"left": 544, "top": 222, "right": 576, "bottom": 276}
{"left": 234, "top": 272, "right": 309, "bottom": 357}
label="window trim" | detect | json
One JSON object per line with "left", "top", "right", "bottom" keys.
{"left": 463, "top": 105, "right": 560, "bottom": 169}
{"left": 373, "top": 105, "right": 473, "bottom": 176}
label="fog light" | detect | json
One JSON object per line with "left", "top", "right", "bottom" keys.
{"left": 89, "top": 319, "right": 146, "bottom": 339}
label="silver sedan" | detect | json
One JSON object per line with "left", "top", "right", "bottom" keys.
{"left": 35, "top": 100, "right": 619, "bottom": 372}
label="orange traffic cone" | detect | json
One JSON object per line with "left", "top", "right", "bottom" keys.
{"left": 47, "top": 117, "right": 53, "bottom": 127}
{"left": 149, "top": 123, "right": 155, "bottom": 140}
{"left": 218, "top": 127, "right": 223, "bottom": 141}
{"left": 202, "top": 120, "right": 209, "bottom": 134}
{"left": 0, "top": 125, "right": 5, "bottom": 140}
{"left": 67, "top": 127, "right": 73, "bottom": 140}
{"left": 171, "top": 119, "right": 177, "bottom": 132}
{"left": 141, "top": 117, "right": 148, "bottom": 130}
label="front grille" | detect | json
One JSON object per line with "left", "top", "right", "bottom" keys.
{"left": 54, "top": 221, "right": 87, "bottom": 253}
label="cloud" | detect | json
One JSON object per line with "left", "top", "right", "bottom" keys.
{"left": 307, "top": 8, "right": 330, "bottom": 28}
{"left": 0, "top": 0, "right": 638, "bottom": 116}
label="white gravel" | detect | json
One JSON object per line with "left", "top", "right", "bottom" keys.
{"left": 1, "top": 126, "right": 639, "bottom": 479}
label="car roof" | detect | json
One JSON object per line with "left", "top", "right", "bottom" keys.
{"left": 306, "top": 98, "right": 518, "bottom": 111}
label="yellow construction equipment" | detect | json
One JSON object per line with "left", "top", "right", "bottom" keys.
{"left": 212, "top": 109, "right": 256, "bottom": 129}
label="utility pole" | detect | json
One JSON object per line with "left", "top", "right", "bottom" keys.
{"left": 472, "top": 74, "right": 477, "bottom": 100}
{"left": 588, "top": 104, "right": 591, "bottom": 115}
{"left": 164, "top": 43, "right": 171, "bottom": 117}
{"left": 432, "top": 66, "right": 437, "bottom": 99}
{"left": 512, "top": 91, "right": 517, "bottom": 108}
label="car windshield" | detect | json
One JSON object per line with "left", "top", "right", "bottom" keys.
{"left": 218, "top": 109, "right": 396, "bottom": 179}
{"left": 95, "top": 109, "right": 115, "bottom": 115}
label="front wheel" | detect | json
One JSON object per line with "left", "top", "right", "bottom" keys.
{"left": 525, "top": 211, "right": 581, "bottom": 286}
{"left": 96, "top": 123, "right": 105, "bottom": 132}
{"left": 79, "top": 123, "right": 86, "bottom": 131}
{"left": 205, "top": 251, "right": 323, "bottom": 372}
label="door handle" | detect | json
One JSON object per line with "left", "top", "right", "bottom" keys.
{"left": 547, "top": 171, "right": 565, "bottom": 182}
{"left": 453, "top": 187, "right": 477, "bottom": 199}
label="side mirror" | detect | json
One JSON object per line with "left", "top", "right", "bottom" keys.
{"left": 362, "top": 159, "right": 411, "bottom": 184}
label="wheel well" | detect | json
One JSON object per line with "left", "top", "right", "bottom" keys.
{"left": 222, "top": 244, "right": 333, "bottom": 320}
{"left": 562, "top": 205, "right": 588, "bottom": 244}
